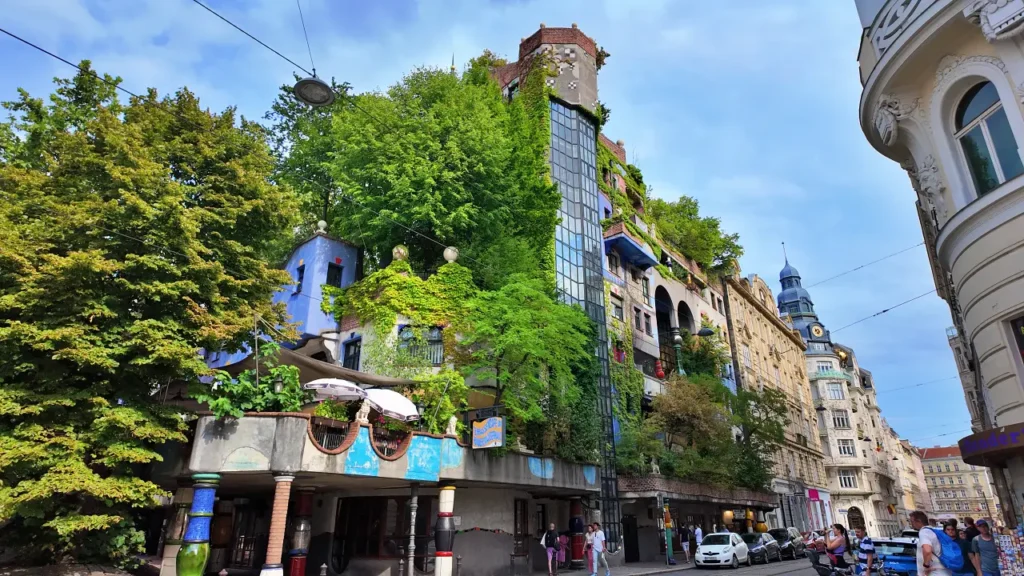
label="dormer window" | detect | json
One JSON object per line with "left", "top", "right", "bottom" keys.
{"left": 955, "top": 81, "right": 1024, "bottom": 196}
{"left": 295, "top": 264, "right": 305, "bottom": 293}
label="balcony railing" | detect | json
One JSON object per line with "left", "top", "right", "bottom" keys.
{"left": 867, "top": 0, "right": 940, "bottom": 61}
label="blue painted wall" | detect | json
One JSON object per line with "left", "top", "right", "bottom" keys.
{"left": 206, "top": 234, "right": 361, "bottom": 369}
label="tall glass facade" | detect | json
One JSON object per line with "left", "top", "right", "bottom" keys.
{"left": 550, "top": 100, "right": 620, "bottom": 547}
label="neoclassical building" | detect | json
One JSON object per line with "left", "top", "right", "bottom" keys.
{"left": 777, "top": 261, "right": 903, "bottom": 536}
{"left": 854, "top": 0, "right": 1024, "bottom": 525}
{"left": 723, "top": 272, "right": 829, "bottom": 531}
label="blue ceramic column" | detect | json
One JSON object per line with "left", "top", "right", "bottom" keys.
{"left": 176, "top": 473, "right": 220, "bottom": 576}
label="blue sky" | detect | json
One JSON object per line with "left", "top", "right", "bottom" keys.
{"left": 0, "top": 0, "right": 970, "bottom": 446}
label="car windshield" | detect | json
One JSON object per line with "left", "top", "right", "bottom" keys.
{"left": 702, "top": 535, "right": 731, "bottom": 546}
{"left": 741, "top": 533, "right": 761, "bottom": 544}
{"left": 874, "top": 541, "right": 916, "bottom": 557}
{"left": 769, "top": 529, "right": 789, "bottom": 541}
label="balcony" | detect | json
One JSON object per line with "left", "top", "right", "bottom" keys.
{"left": 864, "top": 0, "right": 941, "bottom": 64}
{"left": 604, "top": 221, "right": 658, "bottom": 270}
{"left": 643, "top": 373, "right": 665, "bottom": 397}
{"left": 810, "top": 369, "right": 852, "bottom": 382}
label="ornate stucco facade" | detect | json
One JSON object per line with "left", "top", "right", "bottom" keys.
{"left": 920, "top": 446, "right": 1004, "bottom": 525}
{"left": 724, "top": 273, "right": 828, "bottom": 531}
{"left": 854, "top": 0, "right": 1024, "bottom": 525}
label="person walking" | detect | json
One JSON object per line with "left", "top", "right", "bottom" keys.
{"left": 677, "top": 524, "right": 691, "bottom": 564}
{"left": 855, "top": 526, "right": 875, "bottom": 576}
{"left": 584, "top": 525, "right": 595, "bottom": 575}
{"left": 694, "top": 524, "right": 704, "bottom": 548}
{"left": 911, "top": 511, "right": 953, "bottom": 576}
{"left": 963, "top": 518, "right": 980, "bottom": 542}
{"left": 541, "top": 523, "right": 560, "bottom": 576}
{"left": 969, "top": 519, "right": 1000, "bottom": 576}
{"left": 947, "top": 523, "right": 972, "bottom": 576}
{"left": 591, "top": 522, "right": 610, "bottom": 576}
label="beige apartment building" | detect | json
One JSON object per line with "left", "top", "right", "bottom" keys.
{"left": 896, "top": 439, "right": 934, "bottom": 524}
{"left": 920, "top": 446, "right": 1003, "bottom": 525}
{"left": 724, "top": 273, "right": 828, "bottom": 531}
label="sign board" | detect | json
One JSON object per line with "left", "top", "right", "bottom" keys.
{"left": 472, "top": 416, "right": 505, "bottom": 450}
{"left": 838, "top": 508, "right": 848, "bottom": 515}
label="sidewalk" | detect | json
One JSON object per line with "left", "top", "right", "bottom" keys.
{"left": 535, "top": 560, "right": 695, "bottom": 576}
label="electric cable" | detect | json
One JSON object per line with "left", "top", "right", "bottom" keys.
{"left": 804, "top": 242, "right": 924, "bottom": 288}
{"left": 830, "top": 289, "right": 937, "bottom": 333}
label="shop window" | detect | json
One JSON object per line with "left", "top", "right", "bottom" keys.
{"left": 955, "top": 81, "right": 1024, "bottom": 196}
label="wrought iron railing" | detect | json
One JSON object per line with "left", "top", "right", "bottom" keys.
{"left": 310, "top": 418, "right": 350, "bottom": 451}
{"left": 372, "top": 426, "right": 410, "bottom": 458}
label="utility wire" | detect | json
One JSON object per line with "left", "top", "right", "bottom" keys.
{"left": 805, "top": 242, "right": 924, "bottom": 289}
{"left": 188, "top": 0, "right": 312, "bottom": 76}
{"left": 877, "top": 375, "right": 960, "bottom": 395}
{"left": 906, "top": 428, "right": 972, "bottom": 444}
{"left": 0, "top": 25, "right": 492, "bottom": 278}
{"left": 831, "top": 289, "right": 937, "bottom": 333}
{"left": 294, "top": 0, "right": 316, "bottom": 76}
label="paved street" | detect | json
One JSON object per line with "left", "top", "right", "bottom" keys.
{"left": 621, "top": 558, "right": 818, "bottom": 576}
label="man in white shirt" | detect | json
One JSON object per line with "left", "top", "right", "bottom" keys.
{"left": 911, "top": 511, "right": 952, "bottom": 576}
{"left": 694, "top": 525, "right": 704, "bottom": 547}
{"left": 591, "top": 522, "right": 610, "bottom": 576}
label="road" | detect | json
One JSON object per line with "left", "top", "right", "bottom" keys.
{"left": 640, "top": 557, "right": 819, "bottom": 576}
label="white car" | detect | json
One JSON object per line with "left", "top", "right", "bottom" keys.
{"left": 695, "top": 533, "right": 751, "bottom": 569}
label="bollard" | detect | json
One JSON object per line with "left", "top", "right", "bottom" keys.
{"left": 455, "top": 555, "right": 463, "bottom": 576}
{"left": 321, "top": 563, "right": 329, "bottom": 576}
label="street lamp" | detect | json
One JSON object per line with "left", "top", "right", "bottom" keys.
{"left": 671, "top": 327, "right": 717, "bottom": 376}
{"left": 293, "top": 75, "right": 335, "bottom": 107}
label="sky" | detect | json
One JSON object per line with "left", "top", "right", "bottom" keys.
{"left": 0, "top": 0, "right": 971, "bottom": 446}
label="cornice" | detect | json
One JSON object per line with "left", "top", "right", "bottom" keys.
{"left": 726, "top": 276, "right": 806, "bottom": 350}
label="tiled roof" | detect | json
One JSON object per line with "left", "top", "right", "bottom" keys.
{"left": 920, "top": 446, "right": 961, "bottom": 460}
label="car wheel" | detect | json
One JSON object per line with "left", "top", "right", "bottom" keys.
{"left": 746, "top": 552, "right": 752, "bottom": 567}
{"left": 731, "top": 555, "right": 738, "bottom": 569}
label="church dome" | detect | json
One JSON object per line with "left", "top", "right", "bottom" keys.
{"left": 779, "top": 260, "right": 800, "bottom": 281}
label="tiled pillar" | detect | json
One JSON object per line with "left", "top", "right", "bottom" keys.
{"left": 160, "top": 483, "right": 193, "bottom": 576}
{"left": 433, "top": 485, "right": 456, "bottom": 576}
{"left": 176, "top": 473, "right": 220, "bottom": 576}
{"left": 260, "top": 474, "right": 294, "bottom": 576}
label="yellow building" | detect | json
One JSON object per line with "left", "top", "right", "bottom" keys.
{"left": 920, "top": 446, "right": 1004, "bottom": 525}
{"left": 724, "top": 273, "right": 829, "bottom": 531}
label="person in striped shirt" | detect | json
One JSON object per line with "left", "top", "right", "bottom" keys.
{"left": 855, "top": 527, "right": 875, "bottom": 576}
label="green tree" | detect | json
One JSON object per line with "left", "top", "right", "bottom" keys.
{"left": 265, "top": 59, "right": 559, "bottom": 283}
{"left": 730, "top": 386, "right": 789, "bottom": 490}
{"left": 647, "top": 197, "right": 743, "bottom": 275}
{"left": 678, "top": 323, "right": 731, "bottom": 378}
{"left": 0, "top": 63, "right": 298, "bottom": 565}
{"left": 458, "top": 275, "right": 595, "bottom": 453}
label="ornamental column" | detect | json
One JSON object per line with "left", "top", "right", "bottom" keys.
{"left": 433, "top": 485, "right": 456, "bottom": 576}
{"left": 288, "top": 487, "right": 316, "bottom": 576}
{"left": 569, "top": 498, "right": 585, "bottom": 569}
{"left": 261, "top": 474, "right": 295, "bottom": 576}
{"left": 176, "top": 473, "right": 220, "bottom": 576}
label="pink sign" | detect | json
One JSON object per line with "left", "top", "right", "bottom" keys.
{"left": 808, "top": 489, "right": 820, "bottom": 501}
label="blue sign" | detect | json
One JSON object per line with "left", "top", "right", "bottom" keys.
{"left": 472, "top": 416, "right": 505, "bottom": 449}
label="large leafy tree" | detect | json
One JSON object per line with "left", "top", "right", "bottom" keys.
{"left": 265, "top": 57, "right": 559, "bottom": 283}
{"left": 647, "top": 196, "right": 743, "bottom": 275}
{"left": 0, "top": 63, "right": 298, "bottom": 565}
{"left": 730, "top": 386, "right": 790, "bottom": 490}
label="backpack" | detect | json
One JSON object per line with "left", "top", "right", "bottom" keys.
{"left": 925, "top": 527, "right": 964, "bottom": 571}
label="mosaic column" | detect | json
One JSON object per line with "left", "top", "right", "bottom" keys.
{"left": 176, "top": 473, "right": 219, "bottom": 576}
{"left": 433, "top": 485, "right": 456, "bottom": 576}
{"left": 260, "top": 474, "right": 294, "bottom": 576}
{"left": 288, "top": 487, "right": 315, "bottom": 576}
{"left": 570, "top": 498, "right": 585, "bottom": 569}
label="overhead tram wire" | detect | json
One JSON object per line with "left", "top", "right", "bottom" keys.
{"left": 877, "top": 375, "right": 961, "bottom": 394}
{"left": 830, "top": 289, "right": 937, "bottom": 333}
{"left": 0, "top": 25, "right": 499, "bottom": 280}
{"left": 804, "top": 242, "right": 925, "bottom": 289}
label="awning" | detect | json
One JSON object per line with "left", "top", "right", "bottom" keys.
{"left": 222, "top": 346, "right": 417, "bottom": 388}
{"left": 959, "top": 423, "right": 1024, "bottom": 466}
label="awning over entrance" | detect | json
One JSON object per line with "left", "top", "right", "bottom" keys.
{"left": 959, "top": 423, "right": 1024, "bottom": 466}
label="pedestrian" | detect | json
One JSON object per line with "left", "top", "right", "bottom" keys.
{"left": 558, "top": 532, "right": 568, "bottom": 569}
{"left": 826, "top": 523, "right": 852, "bottom": 568}
{"left": 678, "top": 523, "right": 691, "bottom": 563}
{"left": 585, "top": 525, "right": 595, "bottom": 575}
{"left": 963, "top": 518, "right": 980, "bottom": 542}
{"left": 969, "top": 519, "right": 1000, "bottom": 576}
{"left": 947, "top": 523, "right": 972, "bottom": 576}
{"left": 855, "top": 526, "right": 875, "bottom": 576}
{"left": 694, "top": 524, "right": 704, "bottom": 548}
{"left": 591, "top": 522, "right": 610, "bottom": 576}
{"left": 911, "top": 510, "right": 952, "bottom": 576}
{"left": 541, "top": 522, "right": 560, "bottom": 576}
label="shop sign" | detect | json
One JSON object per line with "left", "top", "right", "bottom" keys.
{"left": 472, "top": 416, "right": 505, "bottom": 449}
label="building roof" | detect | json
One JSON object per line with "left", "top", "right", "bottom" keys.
{"left": 919, "top": 446, "right": 961, "bottom": 460}
{"left": 599, "top": 133, "right": 627, "bottom": 163}
{"left": 519, "top": 24, "right": 598, "bottom": 60}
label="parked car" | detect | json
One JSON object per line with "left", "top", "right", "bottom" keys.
{"left": 695, "top": 532, "right": 751, "bottom": 569}
{"left": 769, "top": 527, "right": 807, "bottom": 559}
{"left": 871, "top": 537, "right": 918, "bottom": 576}
{"left": 742, "top": 532, "right": 782, "bottom": 564}
{"left": 900, "top": 529, "right": 919, "bottom": 540}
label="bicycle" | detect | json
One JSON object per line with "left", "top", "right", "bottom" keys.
{"left": 807, "top": 549, "right": 890, "bottom": 576}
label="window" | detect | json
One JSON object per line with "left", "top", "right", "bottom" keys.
{"left": 742, "top": 345, "right": 752, "bottom": 368}
{"left": 607, "top": 252, "right": 620, "bottom": 275}
{"left": 955, "top": 502, "right": 962, "bottom": 511}
{"left": 940, "top": 477, "right": 946, "bottom": 485}
{"left": 610, "top": 295, "right": 624, "bottom": 321}
{"left": 973, "top": 474, "right": 980, "bottom": 484}
{"left": 958, "top": 476, "right": 964, "bottom": 484}
{"left": 954, "top": 81, "right": 1024, "bottom": 196}
{"left": 927, "top": 465, "right": 934, "bottom": 473}
{"left": 634, "top": 308, "right": 643, "bottom": 331}
{"left": 837, "top": 439, "right": 856, "bottom": 456}
{"left": 774, "top": 367, "right": 781, "bottom": 389}
{"left": 839, "top": 469, "right": 857, "bottom": 488}
{"left": 817, "top": 361, "right": 832, "bottom": 373}
{"left": 945, "top": 464, "right": 950, "bottom": 472}
{"left": 513, "top": 499, "right": 529, "bottom": 555}
{"left": 827, "top": 382, "right": 845, "bottom": 400}
{"left": 954, "top": 464, "right": 960, "bottom": 471}
{"left": 832, "top": 409, "right": 851, "bottom": 429}
{"left": 295, "top": 264, "right": 305, "bottom": 292}
{"left": 811, "top": 342, "right": 827, "bottom": 352}
{"left": 343, "top": 338, "right": 361, "bottom": 370}
{"left": 644, "top": 313, "right": 652, "bottom": 336}
{"left": 326, "top": 262, "right": 344, "bottom": 288}
{"left": 960, "top": 489, "right": 967, "bottom": 497}
{"left": 642, "top": 277, "right": 650, "bottom": 301}
{"left": 334, "top": 496, "right": 438, "bottom": 565}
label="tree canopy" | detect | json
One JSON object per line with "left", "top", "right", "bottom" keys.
{"left": 647, "top": 196, "right": 743, "bottom": 275}
{"left": 0, "top": 63, "right": 299, "bottom": 565}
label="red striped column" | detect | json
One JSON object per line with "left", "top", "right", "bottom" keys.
{"left": 433, "top": 485, "right": 456, "bottom": 576}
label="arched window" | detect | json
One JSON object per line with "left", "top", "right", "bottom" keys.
{"left": 954, "top": 81, "right": 1024, "bottom": 196}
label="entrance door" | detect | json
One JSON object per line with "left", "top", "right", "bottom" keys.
{"left": 847, "top": 507, "right": 865, "bottom": 530}
{"left": 622, "top": 515, "right": 639, "bottom": 563}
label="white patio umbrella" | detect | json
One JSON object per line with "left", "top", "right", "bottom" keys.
{"left": 302, "top": 378, "right": 368, "bottom": 401}
{"left": 365, "top": 388, "right": 420, "bottom": 422}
